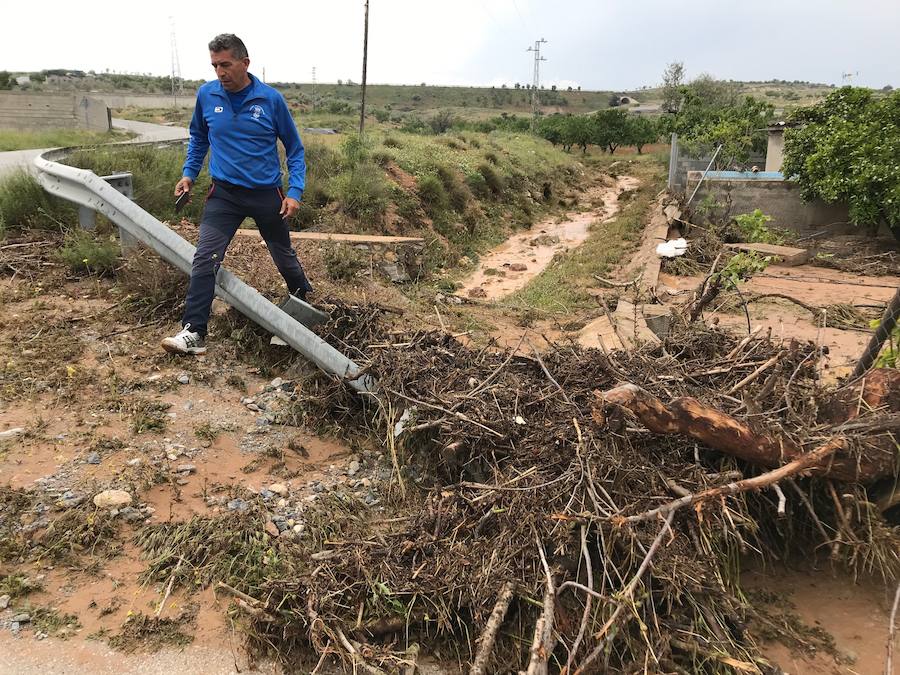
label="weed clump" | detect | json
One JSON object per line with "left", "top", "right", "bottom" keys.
{"left": 31, "top": 606, "right": 82, "bottom": 638}
{"left": 58, "top": 230, "right": 120, "bottom": 276}
{"left": 0, "top": 170, "right": 73, "bottom": 231}
{"left": 116, "top": 248, "right": 186, "bottom": 322}
{"left": 0, "top": 573, "right": 43, "bottom": 599}
{"left": 333, "top": 164, "right": 390, "bottom": 224}
{"left": 477, "top": 163, "right": 506, "bottom": 198}
{"left": 109, "top": 612, "right": 194, "bottom": 652}
{"left": 417, "top": 175, "right": 449, "bottom": 215}
{"left": 734, "top": 209, "right": 788, "bottom": 244}
{"left": 436, "top": 165, "right": 471, "bottom": 212}
{"left": 323, "top": 243, "right": 367, "bottom": 281}
{"left": 136, "top": 508, "right": 290, "bottom": 595}
{"left": 127, "top": 399, "right": 171, "bottom": 434}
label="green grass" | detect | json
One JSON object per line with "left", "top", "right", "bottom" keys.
{"left": 64, "top": 145, "right": 209, "bottom": 222}
{"left": 58, "top": 230, "right": 120, "bottom": 276}
{"left": 0, "top": 169, "right": 75, "bottom": 232}
{"left": 0, "top": 128, "right": 133, "bottom": 152}
{"left": 505, "top": 153, "right": 666, "bottom": 313}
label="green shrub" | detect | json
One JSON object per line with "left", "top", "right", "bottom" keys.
{"left": 305, "top": 142, "right": 342, "bottom": 179}
{"left": 734, "top": 209, "right": 785, "bottom": 244}
{"left": 417, "top": 175, "right": 449, "bottom": 215}
{"left": 428, "top": 111, "right": 455, "bottom": 134}
{"left": 466, "top": 171, "right": 490, "bottom": 199}
{"left": 436, "top": 165, "right": 470, "bottom": 212}
{"left": 372, "top": 108, "right": 390, "bottom": 123}
{"left": 64, "top": 145, "right": 201, "bottom": 221}
{"left": 58, "top": 230, "right": 120, "bottom": 276}
{"left": 303, "top": 176, "right": 332, "bottom": 208}
{"left": 477, "top": 163, "right": 506, "bottom": 197}
{"left": 0, "top": 170, "right": 73, "bottom": 230}
{"left": 370, "top": 150, "right": 395, "bottom": 167}
{"left": 383, "top": 136, "right": 403, "bottom": 149}
{"left": 484, "top": 151, "right": 500, "bottom": 165}
{"left": 340, "top": 134, "right": 371, "bottom": 169}
{"left": 333, "top": 163, "right": 389, "bottom": 223}
{"left": 323, "top": 243, "right": 367, "bottom": 281}
{"left": 400, "top": 117, "right": 428, "bottom": 134}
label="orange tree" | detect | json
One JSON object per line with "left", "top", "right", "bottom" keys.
{"left": 783, "top": 87, "right": 900, "bottom": 240}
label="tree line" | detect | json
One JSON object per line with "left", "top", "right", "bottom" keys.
{"left": 537, "top": 109, "right": 661, "bottom": 154}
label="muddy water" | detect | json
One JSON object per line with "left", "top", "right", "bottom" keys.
{"left": 459, "top": 175, "right": 639, "bottom": 300}
{"left": 743, "top": 565, "right": 895, "bottom": 674}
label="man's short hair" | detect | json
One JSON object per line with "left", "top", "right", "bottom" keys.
{"left": 208, "top": 34, "right": 248, "bottom": 60}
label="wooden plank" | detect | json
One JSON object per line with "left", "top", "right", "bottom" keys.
{"left": 724, "top": 242, "right": 809, "bottom": 266}
{"left": 233, "top": 229, "right": 424, "bottom": 245}
{"left": 614, "top": 299, "right": 662, "bottom": 349}
{"left": 577, "top": 316, "right": 625, "bottom": 352}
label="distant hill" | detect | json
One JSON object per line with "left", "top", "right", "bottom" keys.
{"left": 1, "top": 70, "right": 851, "bottom": 118}
{"left": 622, "top": 79, "right": 840, "bottom": 111}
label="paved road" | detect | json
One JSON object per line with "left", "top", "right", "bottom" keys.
{"left": 0, "top": 118, "right": 188, "bottom": 177}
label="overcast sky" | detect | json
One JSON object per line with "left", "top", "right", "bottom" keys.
{"left": 4, "top": 1, "right": 898, "bottom": 90}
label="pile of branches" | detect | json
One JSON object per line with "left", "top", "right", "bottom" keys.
{"left": 243, "top": 322, "right": 899, "bottom": 673}
{"left": 812, "top": 238, "right": 900, "bottom": 277}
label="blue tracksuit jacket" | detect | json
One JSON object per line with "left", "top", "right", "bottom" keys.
{"left": 182, "top": 73, "right": 305, "bottom": 200}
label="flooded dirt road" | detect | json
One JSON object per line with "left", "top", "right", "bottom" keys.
{"left": 459, "top": 175, "right": 639, "bottom": 300}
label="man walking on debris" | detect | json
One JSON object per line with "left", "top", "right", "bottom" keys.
{"left": 162, "top": 33, "right": 312, "bottom": 355}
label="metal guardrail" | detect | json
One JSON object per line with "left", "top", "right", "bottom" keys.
{"left": 33, "top": 147, "right": 374, "bottom": 393}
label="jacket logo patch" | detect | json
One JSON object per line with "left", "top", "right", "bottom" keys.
{"left": 214, "top": 106, "right": 224, "bottom": 113}
{"left": 250, "top": 105, "right": 265, "bottom": 119}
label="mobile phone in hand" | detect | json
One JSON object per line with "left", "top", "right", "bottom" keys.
{"left": 174, "top": 190, "right": 191, "bottom": 213}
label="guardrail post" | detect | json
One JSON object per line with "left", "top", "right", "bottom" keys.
{"left": 75, "top": 172, "right": 138, "bottom": 249}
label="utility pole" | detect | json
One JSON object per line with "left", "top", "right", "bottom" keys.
{"left": 311, "top": 66, "right": 317, "bottom": 108}
{"left": 526, "top": 38, "right": 547, "bottom": 131}
{"left": 359, "top": 0, "right": 370, "bottom": 137}
{"left": 169, "top": 17, "right": 183, "bottom": 108}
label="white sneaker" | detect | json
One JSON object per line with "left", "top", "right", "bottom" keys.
{"left": 161, "top": 324, "right": 207, "bottom": 355}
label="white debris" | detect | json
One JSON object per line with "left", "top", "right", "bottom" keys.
{"left": 655, "top": 238, "right": 689, "bottom": 258}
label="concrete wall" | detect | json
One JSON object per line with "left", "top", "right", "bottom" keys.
{"left": 685, "top": 171, "right": 849, "bottom": 233}
{"left": 0, "top": 92, "right": 110, "bottom": 131}
{"left": 94, "top": 93, "right": 196, "bottom": 110}
{"left": 668, "top": 135, "right": 765, "bottom": 194}
{"left": 766, "top": 130, "right": 784, "bottom": 172}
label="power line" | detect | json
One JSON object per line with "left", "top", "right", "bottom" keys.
{"left": 527, "top": 38, "right": 547, "bottom": 131}
{"left": 168, "top": 16, "right": 183, "bottom": 107}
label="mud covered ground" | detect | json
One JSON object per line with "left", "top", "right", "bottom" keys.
{"left": 1, "top": 162, "right": 898, "bottom": 674}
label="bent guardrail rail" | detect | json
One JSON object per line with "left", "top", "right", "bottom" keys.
{"left": 34, "top": 147, "right": 374, "bottom": 393}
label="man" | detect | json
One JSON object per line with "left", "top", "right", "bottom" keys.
{"left": 162, "top": 33, "right": 311, "bottom": 355}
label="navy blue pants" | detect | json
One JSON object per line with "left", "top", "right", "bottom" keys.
{"left": 181, "top": 181, "right": 313, "bottom": 336}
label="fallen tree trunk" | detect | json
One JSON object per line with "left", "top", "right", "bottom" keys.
{"left": 593, "top": 383, "right": 896, "bottom": 483}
